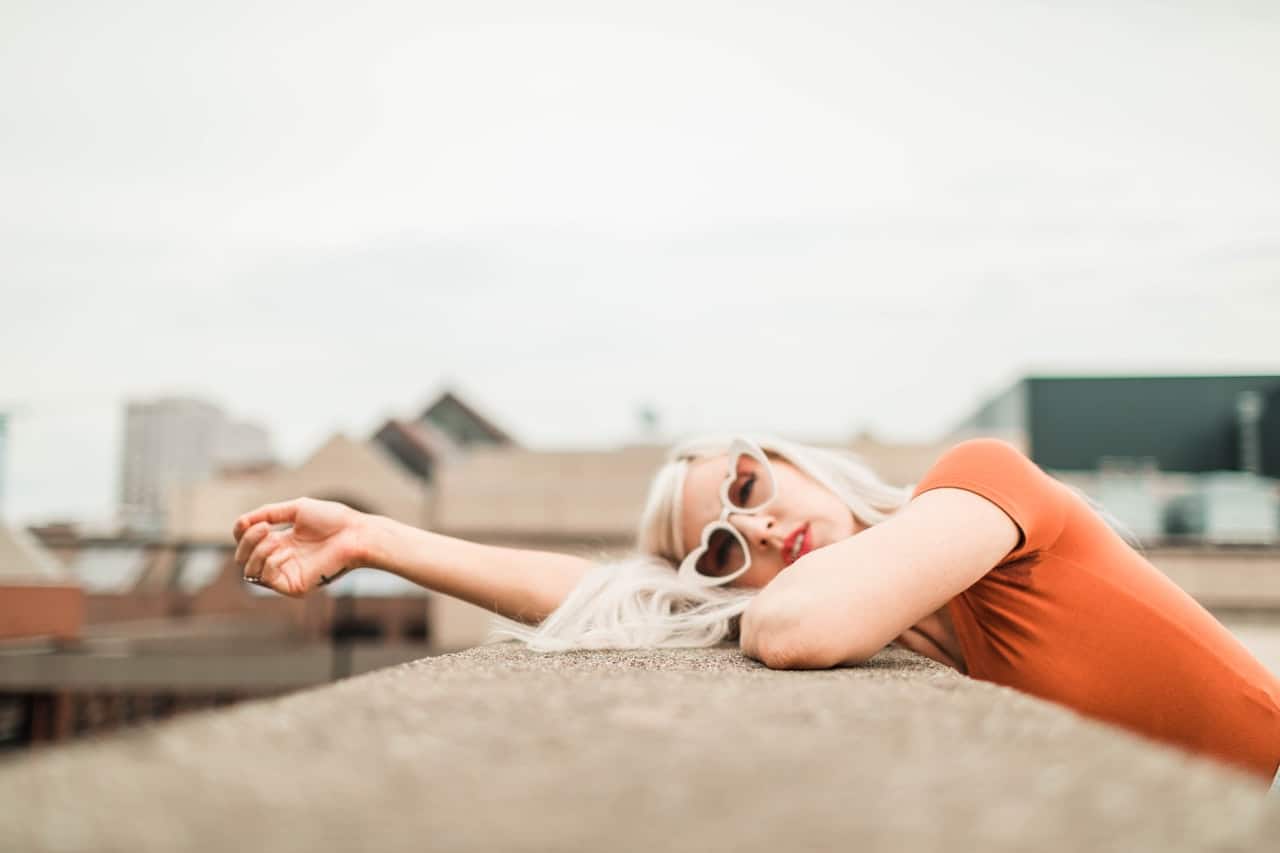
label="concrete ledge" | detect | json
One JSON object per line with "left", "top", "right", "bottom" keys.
{"left": 1, "top": 643, "right": 1277, "bottom": 851}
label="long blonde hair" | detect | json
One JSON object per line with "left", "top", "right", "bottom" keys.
{"left": 488, "top": 433, "right": 912, "bottom": 651}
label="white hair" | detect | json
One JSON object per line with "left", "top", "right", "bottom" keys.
{"left": 488, "top": 433, "right": 1144, "bottom": 653}
{"left": 488, "top": 432, "right": 912, "bottom": 652}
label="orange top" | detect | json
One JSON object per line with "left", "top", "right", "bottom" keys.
{"left": 912, "top": 438, "right": 1280, "bottom": 783}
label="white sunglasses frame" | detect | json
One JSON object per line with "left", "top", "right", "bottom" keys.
{"left": 676, "top": 437, "right": 778, "bottom": 588}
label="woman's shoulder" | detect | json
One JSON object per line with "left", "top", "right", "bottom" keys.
{"left": 913, "top": 437, "right": 1072, "bottom": 561}
{"left": 915, "top": 437, "right": 1041, "bottom": 492}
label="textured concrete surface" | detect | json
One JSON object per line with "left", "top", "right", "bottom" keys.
{"left": 1, "top": 642, "right": 1277, "bottom": 852}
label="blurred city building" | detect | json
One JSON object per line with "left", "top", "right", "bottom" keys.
{"left": 120, "top": 397, "right": 276, "bottom": 534}
{"left": 1, "top": 521, "right": 488, "bottom": 754}
{"left": 415, "top": 389, "right": 516, "bottom": 448}
{"left": 0, "top": 390, "right": 512, "bottom": 754}
{"left": 0, "top": 525, "right": 82, "bottom": 642}
{"left": 5, "top": 378, "right": 1279, "bottom": 754}
{"left": 367, "top": 390, "right": 513, "bottom": 484}
{"left": 0, "top": 524, "right": 85, "bottom": 752}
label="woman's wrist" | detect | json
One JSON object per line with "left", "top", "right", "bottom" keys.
{"left": 350, "top": 511, "right": 396, "bottom": 572}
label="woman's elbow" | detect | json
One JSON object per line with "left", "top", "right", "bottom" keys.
{"left": 740, "top": 601, "right": 840, "bottom": 670}
{"left": 755, "top": 636, "right": 832, "bottom": 670}
{"left": 758, "top": 635, "right": 879, "bottom": 670}
{"left": 740, "top": 599, "right": 877, "bottom": 670}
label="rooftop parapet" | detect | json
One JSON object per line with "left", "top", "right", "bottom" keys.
{"left": 0, "top": 644, "right": 1276, "bottom": 851}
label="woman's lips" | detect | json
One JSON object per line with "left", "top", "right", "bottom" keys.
{"left": 783, "top": 522, "right": 812, "bottom": 566}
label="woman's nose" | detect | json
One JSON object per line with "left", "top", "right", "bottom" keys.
{"left": 732, "top": 513, "right": 777, "bottom": 548}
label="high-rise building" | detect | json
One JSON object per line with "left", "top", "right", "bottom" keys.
{"left": 119, "top": 398, "right": 274, "bottom": 533}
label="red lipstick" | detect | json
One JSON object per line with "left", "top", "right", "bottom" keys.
{"left": 782, "top": 522, "right": 812, "bottom": 567}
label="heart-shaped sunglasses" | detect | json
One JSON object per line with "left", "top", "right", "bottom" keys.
{"left": 676, "top": 437, "right": 778, "bottom": 587}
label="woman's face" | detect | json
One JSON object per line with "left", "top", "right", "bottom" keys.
{"left": 679, "top": 451, "right": 864, "bottom": 588}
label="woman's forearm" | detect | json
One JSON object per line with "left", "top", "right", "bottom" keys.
{"left": 355, "top": 513, "right": 593, "bottom": 625}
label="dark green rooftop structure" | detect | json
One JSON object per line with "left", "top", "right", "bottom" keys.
{"left": 953, "top": 375, "right": 1280, "bottom": 477}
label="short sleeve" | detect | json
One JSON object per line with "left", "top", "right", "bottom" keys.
{"left": 911, "top": 438, "right": 1070, "bottom": 563}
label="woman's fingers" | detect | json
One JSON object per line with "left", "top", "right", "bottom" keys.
{"left": 233, "top": 500, "right": 302, "bottom": 541}
{"left": 246, "top": 530, "right": 283, "bottom": 582}
{"left": 259, "top": 547, "right": 294, "bottom": 595}
{"left": 234, "top": 522, "right": 270, "bottom": 567}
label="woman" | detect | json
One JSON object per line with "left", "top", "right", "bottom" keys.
{"left": 232, "top": 435, "right": 1280, "bottom": 786}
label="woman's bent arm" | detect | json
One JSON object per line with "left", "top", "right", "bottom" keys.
{"left": 359, "top": 514, "right": 593, "bottom": 625}
{"left": 232, "top": 497, "right": 592, "bottom": 625}
{"left": 739, "top": 488, "right": 1017, "bottom": 669}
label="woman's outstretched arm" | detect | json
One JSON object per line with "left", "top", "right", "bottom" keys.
{"left": 360, "top": 512, "right": 593, "bottom": 624}
{"left": 232, "top": 497, "right": 592, "bottom": 625}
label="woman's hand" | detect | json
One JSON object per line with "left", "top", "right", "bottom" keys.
{"left": 231, "top": 498, "right": 368, "bottom": 597}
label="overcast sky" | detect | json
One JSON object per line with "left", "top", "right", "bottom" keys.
{"left": 2, "top": 0, "right": 1278, "bottom": 525}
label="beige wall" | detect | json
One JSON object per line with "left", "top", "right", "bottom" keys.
{"left": 1146, "top": 547, "right": 1280, "bottom": 608}
{"left": 429, "top": 595, "right": 501, "bottom": 651}
{"left": 846, "top": 436, "right": 954, "bottom": 488}
{"left": 431, "top": 444, "right": 667, "bottom": 541}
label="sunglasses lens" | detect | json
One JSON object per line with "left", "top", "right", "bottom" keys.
{"left": 696, "top": 528, "right": 747, "bottom": 579}
{"left": 727, "top": 453, "right": 774, "bottom": 511}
